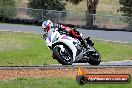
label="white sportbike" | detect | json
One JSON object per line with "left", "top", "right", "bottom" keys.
{"left": 43, "top": 28, "right": 101, "bottom": 65}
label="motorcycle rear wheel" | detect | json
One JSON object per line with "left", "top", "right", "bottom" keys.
{"left": 87, "top": 46, "right": 101, "bottom": 65}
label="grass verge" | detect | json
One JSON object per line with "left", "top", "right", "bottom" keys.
{"left": 0, "top": 31, "right": 57, "bottom": 66}
{"left": 0, "top": 77, "right": 131, "bottom": 88}
{"left": 94, "top": 40, "right": 132, "bottom": 61}
{"left": 0, "top": 31, "right": 132, "bottom": 65}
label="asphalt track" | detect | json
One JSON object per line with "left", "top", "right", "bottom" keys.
{"left": 0, "top": 23, "right": 132, "bottom": 43}
{"left": 0, "top": 23, "right": 132, "bottom": 66}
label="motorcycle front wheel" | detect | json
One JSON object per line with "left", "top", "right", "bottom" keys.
{"left": 53, "top": 45, "right": 73, "bottom": 65}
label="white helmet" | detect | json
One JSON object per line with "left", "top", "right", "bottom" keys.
{"left": 42, "top": 20, "right": 53, "bottom": 31}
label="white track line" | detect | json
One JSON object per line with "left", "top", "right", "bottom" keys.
{"left": 92, "top": 38, "right": 129, "bottom": 44}
{"left": 1, "top": 30, "right": 130, "bottom": 44}
{"left": 0, "top": 30, "right": 41, "bottom": 35}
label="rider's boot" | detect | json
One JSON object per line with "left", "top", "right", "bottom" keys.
{"left": 85, "top": 37, "right": 94, "bottom": 46}
{"left": 80, "top": 37, "right": 88, "bottom": 49}
{"left": 52, "top": 53, "right": 56, "bottom": 59}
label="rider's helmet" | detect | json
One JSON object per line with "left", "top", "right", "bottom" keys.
{"left": 42, "top": 20, "right": 53, "bottom": 32}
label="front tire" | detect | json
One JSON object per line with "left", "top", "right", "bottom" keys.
{"left": 53, "top": 45, "right": 73, "bottom": 65}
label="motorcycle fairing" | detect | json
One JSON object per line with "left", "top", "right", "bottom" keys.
{"left": 55, "top": 34, "right": 77, "bottom": 62}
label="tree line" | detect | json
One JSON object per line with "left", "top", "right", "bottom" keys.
{"left": 0, "top": 0, "right": 132, "bottom": 26}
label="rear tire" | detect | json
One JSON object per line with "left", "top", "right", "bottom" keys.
{"left": 87, "top": 46, "right": 101, "bottom": 65}
{"left": 53, "top": 45, "right": 73, "bottom": 65}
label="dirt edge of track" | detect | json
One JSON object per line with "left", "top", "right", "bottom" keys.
{"left": 0, "top": 68, "right": 132, "bottom": 80}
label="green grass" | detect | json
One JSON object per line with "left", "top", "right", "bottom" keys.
{"left": 0, "top": 77, "right": 131, "bottom": 88}
{"left": 0, "top": 31, "right": 132, "bottom": 65}
{"left": 94, "top": 40, "right": 132, "bottom": 61}
{"left": 0, "top": 31, "right": 58, "bottom": 66}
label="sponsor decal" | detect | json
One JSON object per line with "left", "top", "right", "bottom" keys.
{"left": 61, "top": 35, "right": 71, "bottom": 40}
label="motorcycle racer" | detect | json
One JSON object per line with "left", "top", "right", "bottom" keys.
{"left": 42, "top": 20, "right": 88, "bottom": 59}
